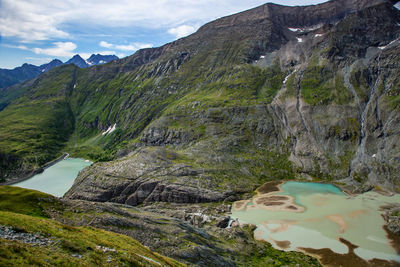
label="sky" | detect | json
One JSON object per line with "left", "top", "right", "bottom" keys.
{"left": 0, "top": 0, "right": 327, "bottom": 69}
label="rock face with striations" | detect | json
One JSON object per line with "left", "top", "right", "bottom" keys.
{"left": 66, "top": 147, "right": 234, "bottom": 205}
{"left": 2, "top": 0, "right": 400, "bottom": 203}
{"left": 65, "top": 0, "right": 400, "bottom": 204}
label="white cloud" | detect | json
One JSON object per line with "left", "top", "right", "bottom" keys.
{"left": 168, "top": 25, "right": 197, "bottom": 39}
{"left": 99, "top": 41, "right": 152, "bottom": 51}
{"left": 115, "top": 43, "right": 153, "bottom": 51}
{"left": 0, "top": 0, "right": 327, "bottom": 43}
{"left": 24, "top": 57, "right": 53, "bottom": 65}
{"left": 98, "top": 50, "right": 118, "bottom": 55}
{"left": 78, "top": 53, "right": 93, "bottom": 60}
{"left": 0, "top": 0, "right": 69, "bottom": 42}
{"left": 99, "top": 41, "right": 113, "bottom": 48}
{"left": 114, "top": 44, "right": 137, "bottom": 51}
{"left": 79, "top": 50, "right": 117, "bottom": 60}
{"left": 33, "top": 42, "right": 77, "bottom": 57}
{"left": 3, "top": 44, "right": 29, "bottom": 50}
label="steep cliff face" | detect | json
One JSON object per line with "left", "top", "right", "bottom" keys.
{"left": 1, "top": 1, "right": 400, "bottom": 200}
{"left": 65, "top": 0, "right": 400, "bottom": 203}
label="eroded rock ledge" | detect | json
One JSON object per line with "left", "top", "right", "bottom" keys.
{"left": 65, "top": 147, "right": 239, "bottom": 205}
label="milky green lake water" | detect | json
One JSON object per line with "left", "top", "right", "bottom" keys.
{"left": 231, "top": 181, "right": 400, "bottom": 262}
{"left": 13, "top": 158, "right": 92, "bottom": 197}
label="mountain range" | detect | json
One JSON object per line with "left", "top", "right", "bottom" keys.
{"left": 1, "top": 0, "right": 399, "bottom": 197}
{"left": 0, "top": 54, "right": 119, "bottom": 89}
{"left": 0, "top": 0, "right": 400, "bottom": 265}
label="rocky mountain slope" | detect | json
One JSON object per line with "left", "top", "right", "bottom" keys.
{"left": 0, "top": 60, "right": 63, "bottom": 89}
{"left": 0, "top": 186, "right": 184, "bottom": 266}
{"left": 0, "top": 186, "right": 321, "bottom": 266}
{"left": 65, "top": 55, "right": 90, "bottom": 68}
{"left": 1, "top": 0, "right": 400, "bottom": 197}
{"left": 0, "top": 54, "right": 119, "bottom": 89}
{"left": 1, "top": 0, "right": 400, "bottom": 265}
{"left": 87, "top": 54, "right": 119, "bottom": 66}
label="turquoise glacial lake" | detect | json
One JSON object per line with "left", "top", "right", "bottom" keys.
{"left": 232, "top": 181, "right": 400, "bottom": 263}
{"left": 13, "top": 158, "right": 92, "bottom": 197}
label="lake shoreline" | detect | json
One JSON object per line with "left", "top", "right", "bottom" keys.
{"left": 1, "top": 152, "right": 69, "bottom": 186}
{"left": 10, "top": 157, "right": 92, "bottom": 197}
{"left": 231, "top": 180, "right": 400, "bottom": 265}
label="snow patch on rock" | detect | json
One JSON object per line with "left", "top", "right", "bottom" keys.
{"left": 283, "top": 73, "right": 291, "bottom": 85}
{"left": 288, "top": 24, "right": 323, "bottom": 33}
{"left": 102, "top": 123, "right": 117, "bottom": 135}
{"left": 289, "top": 28, "right": 301, "bottom": 32}
{"left": 379, "top": 38, "right": 399, "bottom": 50}
{"left": 138, "top": 255, "right": 161, "bottom": 266}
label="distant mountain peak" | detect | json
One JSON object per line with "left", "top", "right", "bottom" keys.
{"left": 65, "top": 54, "right": 119, "bottom": 68}
{"left": 0, "top": 54, "right": 119, "bottom": 88}
{"left": 39, "top": 59, "right": 63, "bottom": 73}
{"left": 66, "top": 54, "right": 88, "bottom": 68}
{"left": 86, "top": 54, "right": 118, "bottom": 66}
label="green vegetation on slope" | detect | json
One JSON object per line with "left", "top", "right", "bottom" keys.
{"left": 386, "top": 78, "right": 400, "bottom": 110}
{"left": 1, "top": 0, "right": 398, "bottom": 188}
{"left": 0, "top": 186, "right": 62, "bottom": 217}
{"left": 0, "top": 66, "right": 76, "bottom": 179}
{"left": 0, "top": 186, "right": 183, "bottom": 266}
{"left": 0, "top": 186, "right": 321, "bottom": 266}
{"left": 64, "top": 59, "right": 284, "bottom": 162}
{"left": 300, "top": 56, "right": 353, "bottom": 106}
{"left": 301, "top": 65, "right": 334, "bottom": 105}
{"left": 349, "top": 65, "right": 370, "bottom": 103}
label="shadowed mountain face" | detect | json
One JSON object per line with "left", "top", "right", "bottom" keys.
{"left": 86, "top": 54, "right": 119, "bottom": 66}
{"left": 0, "top": 54, "right": 119, "bottom": 89}
{"left": 65, "top": 55, "right": 89, "bottom": 68}
{"left": 1, "top": 0, "right": 400, "bottom": 203}
{"left": 0, "top": 61, "right": 63, "bottom": 89}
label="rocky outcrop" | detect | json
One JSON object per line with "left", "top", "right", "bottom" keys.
{"left": 0, "top": 225, "right": 53, "bottom": 246}
{"left": 65, "top": 147, "right": 236, "bottom": 204}
{"left": 387, "top": 209, "right": 400, "bottom": 235}
{"left": 140, "top": 127, "right": 198, "bottom": 146}
{"left": 3, "top": 0, "right": 400, "bottom": 199}
{"left": 53, "top": 199, "right": 320, "bottom": 266}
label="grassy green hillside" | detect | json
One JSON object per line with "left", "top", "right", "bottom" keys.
{"left": 0, "top": 1, "right": 399, "bottom": 190}
{"left": 0, "top": 186, "right": 321, "bottom": 266}
{"left": 0, "top": 186, "right": 183, "bottom": 266}
{"left": 0, "top": 66, "right": 77, "bottom": 181}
